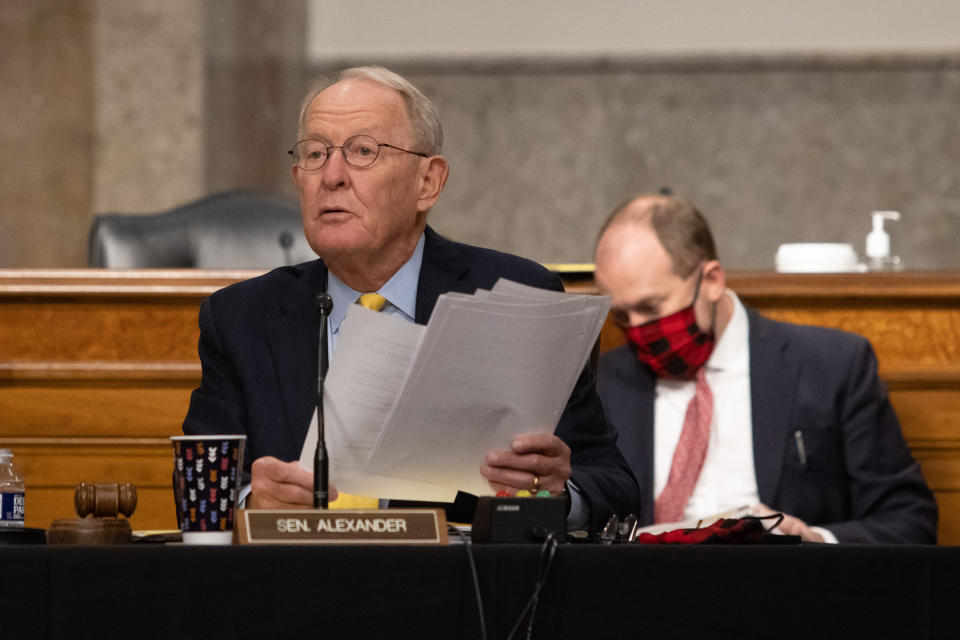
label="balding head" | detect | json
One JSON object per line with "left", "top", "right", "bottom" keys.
{"left": 596, "top": 195, "right": 718, "bottom": 278}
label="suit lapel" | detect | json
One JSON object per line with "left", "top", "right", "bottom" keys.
{"left": 628, "top": 362, "right": 657, "bottom": 525}
{"left": 415, "top": 226, "right": 471, "bottom": 324}
{"left": 605, "top": 350, "right": 657, "bottom": 524}
{"left": 266, "top": 260, "right": 327, "bottom": 455}
{"left": 748, "top": 309, "right": 800, "bottom": 505}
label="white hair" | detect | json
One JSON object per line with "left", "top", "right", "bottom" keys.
{"left": 296, "top": 66, "right": 443, "bottom": 155}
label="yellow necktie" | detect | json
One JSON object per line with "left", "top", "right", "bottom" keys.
{"left": 328, "top": 293, "right": 389, "bottom": 510}
{"left": 357, "top": 293, "right": 387, "bottom": 312}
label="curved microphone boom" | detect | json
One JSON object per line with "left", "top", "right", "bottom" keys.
{"left": 313, "top": 292, "right": 334, "bottom": 508}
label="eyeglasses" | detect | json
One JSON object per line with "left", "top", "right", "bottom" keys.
{"left": 288, "top": 135, "right": 428, "bottom": 171}
{"left": 599, "top": 513, "right": 638, "bottom": 544}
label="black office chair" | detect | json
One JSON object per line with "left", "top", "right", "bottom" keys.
{"left": 88, "top": 189, "right": 316, "bottom": 268}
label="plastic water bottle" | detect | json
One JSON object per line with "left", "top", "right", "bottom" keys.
{"left": 0, "top": 449, "right": 25, "bottom": 528}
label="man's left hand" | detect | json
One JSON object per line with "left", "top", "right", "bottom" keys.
{"left": 754, "top": 503, "right": 825, "bottom": 542}
{"left": 480, "top": 432, "right": 571, "bottom": 495}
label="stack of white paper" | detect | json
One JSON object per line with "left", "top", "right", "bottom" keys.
{"left": 298, "top": 278, "right": 610, "bottom": 502}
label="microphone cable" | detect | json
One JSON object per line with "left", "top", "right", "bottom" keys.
{"left": 506, "top": 532, "right": 559, "bottom": 640}
{"left": 449, "top": 524, "right": 487, "bottom": 640}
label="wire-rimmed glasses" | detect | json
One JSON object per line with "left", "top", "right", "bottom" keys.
{"left": 288, "top": 134, "right": 427, "bottom": 171}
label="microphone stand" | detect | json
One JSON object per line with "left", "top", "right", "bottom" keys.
{"left": 313, "top": 293, "right": 333, "bottom": 508}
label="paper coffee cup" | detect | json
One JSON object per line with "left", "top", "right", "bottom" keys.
{"left": 171, "top": 435, "right": 245, "bottom": 545}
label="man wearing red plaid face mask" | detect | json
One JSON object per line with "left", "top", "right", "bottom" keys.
{"left": 594, "top": 194, "right": 936, "bottom": 543}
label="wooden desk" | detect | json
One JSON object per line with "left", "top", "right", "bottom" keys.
{"left": 2, "top": 269, "right": 958, "bottom": 541}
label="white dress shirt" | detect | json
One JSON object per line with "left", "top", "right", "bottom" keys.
{"left": 653, "top": 290, "right": 759, "bottom": 519}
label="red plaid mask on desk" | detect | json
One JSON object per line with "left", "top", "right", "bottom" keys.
{"left": 636, "top": 514, "right": 794, "bottom": 545}
{"left": 624, "top": 268, "right": 716, "bottom": 380}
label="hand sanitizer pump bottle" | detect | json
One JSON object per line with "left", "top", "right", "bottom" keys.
{"left": 865, "top": 211, "right": 904, "bottom": 271}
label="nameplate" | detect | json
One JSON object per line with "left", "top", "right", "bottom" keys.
{"left": 234, "top": 509, "right": 448, "bottom": 545}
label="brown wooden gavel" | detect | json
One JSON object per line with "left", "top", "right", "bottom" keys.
{"left": 74, "top": 481, "right": 137, "bottom": 518}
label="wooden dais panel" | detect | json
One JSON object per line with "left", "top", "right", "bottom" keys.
{"left": 2, "top": 269, "right": 960, "bottom": 542}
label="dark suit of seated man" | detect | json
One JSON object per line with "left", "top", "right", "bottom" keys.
{"left": 181, "top": 66, "right": 641, "bottom": 534}
{"left": 594, "top": 194, "right": 936, "bottom": 543}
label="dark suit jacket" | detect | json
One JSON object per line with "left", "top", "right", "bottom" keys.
{"left": 598, "top": 307, "right": 937, "bottom": 543}
{"left": 183, "top": 226, "right": 641, "bottom": 532}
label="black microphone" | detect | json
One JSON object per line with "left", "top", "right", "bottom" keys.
{"left": 278, "top": 231, "right": 294, "bottom": 266}
{"left": 313, "top": 292, "right": 334, "bottom": 508}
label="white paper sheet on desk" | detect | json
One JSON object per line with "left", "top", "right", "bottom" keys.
{"left": 366, "top": 288, "right": 608, "bottom": 496}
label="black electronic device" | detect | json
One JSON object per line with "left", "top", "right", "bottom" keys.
{"left": 471, "top": 496, "right": 566, "bottom": 543}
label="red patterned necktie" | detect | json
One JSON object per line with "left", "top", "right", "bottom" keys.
{"left": 654, "top": 367, "right": 714, "bottom": 523}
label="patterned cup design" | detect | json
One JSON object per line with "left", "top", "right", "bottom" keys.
{"left": 171, "top": 436, "right": 245, "bottom": 534}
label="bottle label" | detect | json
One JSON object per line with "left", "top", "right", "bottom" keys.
{"left": 0, "top": 492, "right": 25, "bottom": 524}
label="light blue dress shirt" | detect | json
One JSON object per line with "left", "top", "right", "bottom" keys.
{"left": 325, "top": 232, "right": 424, "bottom": 356}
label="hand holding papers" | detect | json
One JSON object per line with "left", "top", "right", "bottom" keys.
{"left": 298, "top": 279, "right": 610, "bottom": 502}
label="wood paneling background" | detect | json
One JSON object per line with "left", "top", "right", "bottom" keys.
{"left": 2, "top": 269, "right": 958, "bottom": 542}
{"left": 0, "top": 270, "right": 252, "bottom": 531}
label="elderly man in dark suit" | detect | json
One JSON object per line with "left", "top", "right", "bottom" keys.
{"left": 182, "top": 66, "right": 640, "bottom": 532}
{"left": 594, "top": 194, "right": 936, "bottom": 543}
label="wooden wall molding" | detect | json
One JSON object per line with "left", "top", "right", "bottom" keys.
{"left": 0, "top": 361, "right": 200, "bottom": 381}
